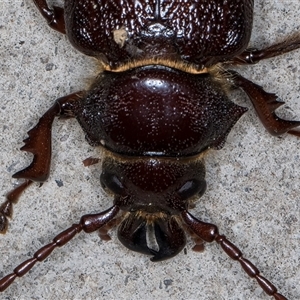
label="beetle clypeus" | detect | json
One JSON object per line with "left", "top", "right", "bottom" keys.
{"left": 1, "top": 0, "right": 300, "bottom": 299}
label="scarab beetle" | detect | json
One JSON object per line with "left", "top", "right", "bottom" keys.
{"left": 1, "top": 0, "right": 300, "bottom": 298}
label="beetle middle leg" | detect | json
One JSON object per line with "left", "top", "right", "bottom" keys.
{"left": 0, "top": 92, "right": 84, "bottom": 234}
{"left": 226, "top": 32, "right": 300, "bottom": 137}
{"left": 232, "top": 33, "right": 300, "bottom": 64}
{"left": 32, "top": 0, "right": 65, "bottom": 34}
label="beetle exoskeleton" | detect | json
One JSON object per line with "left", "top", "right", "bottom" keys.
{"left": 1, "top": 1, "right": 300, "bottom": 298}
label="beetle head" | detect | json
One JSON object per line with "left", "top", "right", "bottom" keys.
{"left": 100, "top": 155, "right": 206, "bottom": 260}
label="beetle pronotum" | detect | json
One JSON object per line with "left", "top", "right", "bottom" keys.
{"left": 0, "top": 1, "right": 299, "bottom": 299}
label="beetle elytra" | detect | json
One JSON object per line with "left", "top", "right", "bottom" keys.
{"left": 0, "top": 1, "right": 300, "bottom": 299}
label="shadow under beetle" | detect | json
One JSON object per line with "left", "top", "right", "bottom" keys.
{"left": 1, "top": 0, "right": 300, "bottom": 298}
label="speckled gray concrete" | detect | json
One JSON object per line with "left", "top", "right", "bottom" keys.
{"left": 1, "top": 1, "right": 300, "bottom": 299}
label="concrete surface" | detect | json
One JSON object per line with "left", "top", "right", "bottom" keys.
{"left": 0, "top": 1, "right": 299, "bottom": 299}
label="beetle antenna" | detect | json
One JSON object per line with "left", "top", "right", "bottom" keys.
{"left": 181, "top": 210, "right": 287, "bottom": 300}
{"left": 0, "top": 205, "right": 119, "bottom": 292}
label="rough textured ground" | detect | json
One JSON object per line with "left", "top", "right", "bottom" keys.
{"left": 1, "top": 1, "right": 299, "bottom": 299}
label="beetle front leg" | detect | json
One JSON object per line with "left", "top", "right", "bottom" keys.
{"left": 32, "top": 0, "right": 66, "bottom": 34}
{"left": 181, "top": 210, "right": 287, "bottom": 300}
{"left": 228, "top": 70, "right": 300, "bottom": 137}
{"left": 0, "top": 92, "right": 84, "bottom": 234}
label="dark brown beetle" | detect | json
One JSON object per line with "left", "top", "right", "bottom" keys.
{"left": 1, "top": 0, "right": 300, "bottom": 298}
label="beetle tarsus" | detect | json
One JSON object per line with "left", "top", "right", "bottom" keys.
{"left": 0, "top": 180, "right": 33, "bottom": 234}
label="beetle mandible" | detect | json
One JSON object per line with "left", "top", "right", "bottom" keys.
{"left": 1, "top": 0, "right": 300, "bottom": 298}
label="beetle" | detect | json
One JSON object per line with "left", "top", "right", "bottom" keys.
{"left": 0, "top": 0, "right": 298, "bottom": 298}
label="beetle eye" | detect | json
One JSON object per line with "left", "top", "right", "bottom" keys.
{"left": 100, "top": 172, "right": 125, "bottom": 195}
{"left": 178, "top": 179, "right": 206, "bottom": 200}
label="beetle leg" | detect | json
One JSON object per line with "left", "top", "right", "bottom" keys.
{"left": 0, "top": 92, "right": 84, "bottom": 234}
{"left": 0, "top": 181, "right": 33, "bottom": 233}
{"left": 13, "top": 91, "right": 83, "bottom": 182}
{"left": 0, "top": 205, "right": 119, "bottom": 292}
{"left": 181, "top": 210, "right": 287, "bottom": 300}
{"left": 232, "top": 32, "right": 300, "bottom": 64}
{"left": 228, "top": 70, "right": 300, "bottom": 137}
{"left": 32, "top": 0, "right": 65, "bottom": 34}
